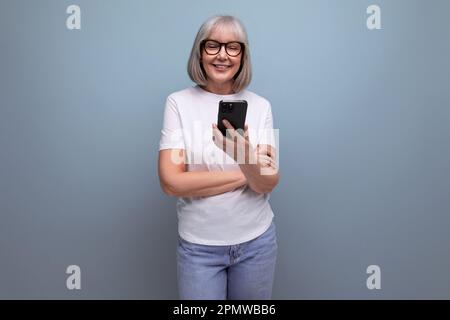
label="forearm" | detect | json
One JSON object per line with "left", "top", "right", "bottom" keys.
{"left": 164, "top": 170, "right": 247, "bottom": 198}
{"left": 238, "top": 149, "right": 279, "bottom": 194}
{"left": 238, "top": 164, "right": 278, "bottom": 194}
{"left": 188, "top": 175, "right": 247, "bottom": 197}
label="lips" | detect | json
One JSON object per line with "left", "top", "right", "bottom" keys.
{"left": 212, "top": 64, "right": 231, "bottom": 70}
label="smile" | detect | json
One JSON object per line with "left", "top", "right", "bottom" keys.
{"left": 212, "top": 64, "right": 231, "bottom": 70}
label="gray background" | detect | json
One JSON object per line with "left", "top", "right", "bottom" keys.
{"left": 1, "top": 0, "right": 449, "bottom": 299}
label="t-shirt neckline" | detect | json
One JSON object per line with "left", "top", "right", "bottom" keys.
{"left": 194, "top": 85, "right": 242, "bottom": 99}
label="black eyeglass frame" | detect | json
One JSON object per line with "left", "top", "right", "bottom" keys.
{"left": 200, "top": 39, "right": 245, "bottom": 57}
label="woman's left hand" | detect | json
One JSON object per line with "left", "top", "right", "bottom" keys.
{"left": 212, "top": 120, "right": 257, "bottom": 164}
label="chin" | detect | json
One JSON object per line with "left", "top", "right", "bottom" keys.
{"left": 210, "top": 71, "right": 237, "bottom": 80}
{"left": 211, "top": 76, "right": 233, "bottom": 83}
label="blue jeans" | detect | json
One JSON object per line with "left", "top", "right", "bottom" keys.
{"left": 177, "top": 221, "right": 278, "bottom": 300}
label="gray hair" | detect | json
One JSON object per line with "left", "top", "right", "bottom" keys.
{"left": 187, "top": 15, "right": 252, "bottom": 93}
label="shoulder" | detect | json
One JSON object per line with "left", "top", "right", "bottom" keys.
{"left": 242, "top": 89, "right": 272, "bottom": 112}
{"left": 167, "top": 86, "right": 198, "bottom": 103}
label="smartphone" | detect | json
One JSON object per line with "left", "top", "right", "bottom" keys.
{"left": 217, "top": 100, "right": 248, "bottom": 137}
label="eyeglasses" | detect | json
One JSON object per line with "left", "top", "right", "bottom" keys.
{"left": 201, "top": 39, "right": 244, "bottom": 57}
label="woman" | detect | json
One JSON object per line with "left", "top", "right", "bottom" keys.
{"left": 158, "top": 15, "right": 280, "bottom": 300}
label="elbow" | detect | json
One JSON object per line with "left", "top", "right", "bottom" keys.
{"left": 251, "top": 173, "right": 280, "bottom": 194}
{"left": 159, "top": 179, "right": 179, "bottom": 197}
{"left": 252, "top": 185, "right": 275, "bottom": 195}
{"left": 249, "top": 183, "right": 274, "bottom": 195}
{"left": 162, "top": 185, "right": 176, "bottom": 196}
{"left": 251, "top": 187, "right": 269, "bottom": 195}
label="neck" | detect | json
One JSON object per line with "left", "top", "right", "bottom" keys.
{"left": 203, "top": 81, "right": 234, "bottom": 95}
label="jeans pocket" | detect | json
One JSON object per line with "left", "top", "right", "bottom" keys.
{"left": 260, "top": 221, "right": 277, "bottom": 242}
{"left": 178, "top": 236, "right": 202, "bottom": 255}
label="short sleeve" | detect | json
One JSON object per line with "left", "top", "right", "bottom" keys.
{"left": 158, "top": 96, "right": 185, "bottom": 150}
{"left": 257, "top": 102, "right": 277, "bottom": 149}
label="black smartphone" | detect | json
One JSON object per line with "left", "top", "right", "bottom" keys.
{"left": 217, "top": 100, "right": 248, "bottom": 137}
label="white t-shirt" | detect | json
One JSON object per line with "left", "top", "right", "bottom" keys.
{"left": 159, "top": 85, "right": 277, "bottom": 245}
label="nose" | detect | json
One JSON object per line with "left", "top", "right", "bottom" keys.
{"left": 217, "top": 44, "right": 228, "bottom": 59}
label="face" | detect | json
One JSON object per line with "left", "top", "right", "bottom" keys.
{"left": 201, "top": 27, "right": 243, "bottom": 90}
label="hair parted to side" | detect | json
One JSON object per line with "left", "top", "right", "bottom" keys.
{"left": 187, "top": 15, "right": 252, "bottom": 93}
